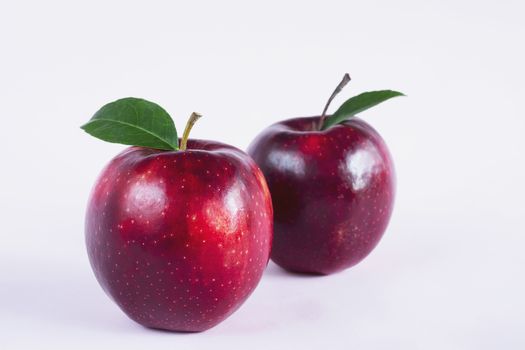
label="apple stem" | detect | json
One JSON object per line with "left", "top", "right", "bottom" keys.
{"left": 319, "top": 73, "right": 351, "bottom": 130}
{"left": 179, "top": 112, "right": 202, "bottom": 151}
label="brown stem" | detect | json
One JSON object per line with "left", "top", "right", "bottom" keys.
{"left": 319, "top": 73, "right": 351, "bottom": 130}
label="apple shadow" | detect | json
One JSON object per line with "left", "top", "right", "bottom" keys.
{"left": 0, "top": 256, "right": 142, "bottom": 334}
{"left": 0, "top": 256, "right": 328, "bottom": 336}
{"left": 263, "top": 261, "right": 330, "bottom": 279}
{"left": 206, "top": 262, "right": 328, "bottom": 335}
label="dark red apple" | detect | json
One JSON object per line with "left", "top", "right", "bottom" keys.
{"left": 83, "top": 102, "right": 273, "bottom": 332}
{"left": 247, "top": 75, "right": 401, "bottom": 275}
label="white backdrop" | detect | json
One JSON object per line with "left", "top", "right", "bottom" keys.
{"left": 0, "top": 1, "right": 524, "bottom": 349}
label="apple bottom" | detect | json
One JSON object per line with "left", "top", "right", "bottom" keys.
{"left": 270, "top": 187, "right": 393, "bottom": 275}
{"left": 97, "top": 249, "right": 264, "bottom": 332}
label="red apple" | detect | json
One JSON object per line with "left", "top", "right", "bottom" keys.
{"left": 84, "top": 105, "right": 272, "bottom": 332}
{"left": 247, "top": 75, "right": 401, "bottom": 275}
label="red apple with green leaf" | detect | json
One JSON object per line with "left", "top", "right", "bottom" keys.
{"left": 248, "top": 74, "right": 403, "bottom": 275}
{"left": 81, "top": 98, "right": 272, "bottom": 332}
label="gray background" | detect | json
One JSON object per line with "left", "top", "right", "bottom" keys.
{"left": 1, "top": 0, "right": 523, "bottom": 349}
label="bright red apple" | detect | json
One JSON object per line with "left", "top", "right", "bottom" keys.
{"left": 82, "top": 99, "right": 272, "bottom": 332}
{"left": 247, "top": 75, "right": 402, "bottom": 275}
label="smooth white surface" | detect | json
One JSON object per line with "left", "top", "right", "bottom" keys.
{"left": 1, "top": 1, "right": 524, "bottom": 349}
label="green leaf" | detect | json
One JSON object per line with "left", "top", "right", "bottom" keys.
{"left": 321, "top": 90, "right": 405, "bottom": 130}
{"left": 81, "top": 97, "right": 178, "bottom": 150}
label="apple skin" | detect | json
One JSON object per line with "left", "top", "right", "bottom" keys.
{"left": 85, "top": 140, "right": 273, "bottom": 332}
{"left": 247, "top": 116, "right": 394, "bottom": 275}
